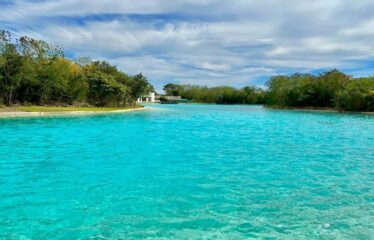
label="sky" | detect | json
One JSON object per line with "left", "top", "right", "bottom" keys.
{"left": 1, "top": 0, "right": 374, "bottom": 91}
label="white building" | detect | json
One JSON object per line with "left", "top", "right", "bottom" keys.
{"left": 137, "top": 92, "right": 156, "bottom": 103}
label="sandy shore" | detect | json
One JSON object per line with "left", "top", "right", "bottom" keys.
{"left": 0, "top": 107, "right": 146, "bottom": 118}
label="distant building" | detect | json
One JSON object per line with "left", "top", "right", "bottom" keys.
{"left": 165, "top": 96, "right": 182, "bottom": 101}
{"left": 160, "top": 95, "right": 191, "bottom": 104}
{"left": 137, "top": 92, "right": 156, "bottom": 103}
{"left": 137, "top": 93, "right": 189, "bottom": 103}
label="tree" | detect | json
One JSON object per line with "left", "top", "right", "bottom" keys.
{"left": 335, "top": 78, "right": 374, "bottom": 111}
{"left": 91, "top": 61, "right": 118, "bottom": 76}
{"left": 265, "top": 75, "right": 291, "bottom": 106}
{"left": 243, "top": 86, "right": 265, "bottom": 104}
{"left": 0, "top": 38, "right": 23, "bottom": 105}
{"left": 163, "top": 83, "right": 181, "bottom": 96}
{"left": 128, "top": 73, "right": 152, "bottom": 105}
{"left": 0, "top": 30, "right": 154, "bottom": 107}
{"left": 87, "top": 73, "right": 126, "bottom": 106}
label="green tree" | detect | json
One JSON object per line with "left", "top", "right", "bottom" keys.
{"left": 87, "top": 73, "right": 121, "bottom": 106}
{"left": 265, "top": 75, "right": 291, "bottom": 106}
{"left": 128, "top": 73, "right": 152, "bottom": 105}
{"left": 335, "top": 78, "right": 374, "bottom": 111}
{"left": 0, "top": 32, "right": 23, "bottom": 105}
{"left": 163, "top": 83, "right": 182, "bottom": 96}
{"left": 0, "top": 30, "right": 154, "bottom": 107}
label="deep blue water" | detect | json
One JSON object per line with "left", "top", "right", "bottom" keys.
{"left": 0, "top": 104, "right": 373, "bottom": 239}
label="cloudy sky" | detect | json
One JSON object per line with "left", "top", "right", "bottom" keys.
{"left": 1, "top": 0, "right": 373, "bottom": 90}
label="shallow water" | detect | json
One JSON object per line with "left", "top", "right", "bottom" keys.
{"left": 0, "top": 104, "right": 373, "bottom": 239}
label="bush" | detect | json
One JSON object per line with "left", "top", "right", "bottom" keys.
{"left": 335, "top": 79, "right": 374, "bottom": 111}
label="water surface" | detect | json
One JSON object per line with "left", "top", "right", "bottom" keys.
{"left": 0, "top": 104, "right": 373, "bottom": 239}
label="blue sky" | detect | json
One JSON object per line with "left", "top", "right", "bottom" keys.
{"left": 1, "top": 0, "right": 374, "bottom": 91}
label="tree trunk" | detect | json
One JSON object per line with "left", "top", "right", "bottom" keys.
{"left": 8, "top": 89, "right": 12, "bottom": 106}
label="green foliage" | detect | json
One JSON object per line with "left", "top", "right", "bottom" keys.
{"left": 163, "top": 84, "right": 266, "bottom": 104}
{"left": 159, "top": 96, "right": 167, "bottom": 102}
{"left": 0, "top": 31, "right": 153, "bottom": 107}
{"left": 87, "top": 73, "right": 127, "bottom": 107}
{"left": 127, "top": 73, "right": 153, "bottom": 105}
{"left": 335, "top": 78, "right": 374, "bottom": 111}
{"left": 164, "top": 69, "right": 373, "bottom": 112}
{"left": 266, "top": 70, "right": 373, "bottom": 111}
{"left": 0, "top": 42, "right": 23, "bottom": 105}
{"left": 163, "top": 83, "right": 183, "bottom": 96}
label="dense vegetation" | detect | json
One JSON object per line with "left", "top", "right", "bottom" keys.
{"left": 0, "top": 30, "right": 153, "bottom": 107}
{"left": 1, "top": 30, "right": 373, "bottom": 112}
{"left": 266, "top": 70, "right": 374, "bottom": 112}
{"left": 164, "top": 70, "right": 374, "bottom": 112}
{"left": 163, "top": 83, "right": 266, "bottom": 104}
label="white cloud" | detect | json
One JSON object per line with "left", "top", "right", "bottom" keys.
{"left": 1, "top": 0, "right": 374, "bottom": 90}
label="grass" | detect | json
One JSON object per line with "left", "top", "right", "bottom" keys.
{"left": 11, "top": 105, "right": 143, "bottom": 112}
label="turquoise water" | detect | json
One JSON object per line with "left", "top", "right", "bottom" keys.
{"left": 0, "top": 104, "right": 373, "bottom": 239}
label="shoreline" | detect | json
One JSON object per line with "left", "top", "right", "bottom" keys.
{"left": 0, "top": 106, "right": 146, "bottom": 118}
{"left": 172, "top": 103, "right": 374, "bottom": 115}
{"left": 265, "top": 106, "right": 374, "bottom": 115}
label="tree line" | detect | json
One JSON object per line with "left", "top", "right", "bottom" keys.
{"left": 266, "top": 70, "right": 374, "bottom": 112}
{"left": 2, "top": 30, "right": 373, "bottom": 112}
{"left": 163, "top": 83, "right": 266, "bottom": 104}
{"left": 0, "top": 30, "right": 153, "bottom": 107}
{"left": 163, "top": 70, "right": 374, "bottom": 112}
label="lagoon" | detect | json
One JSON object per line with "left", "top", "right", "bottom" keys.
{"left": 0, "top": 104, "right": 373, "bottom": 239}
